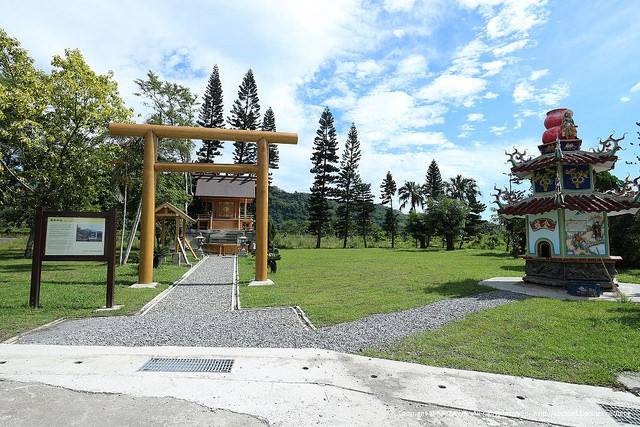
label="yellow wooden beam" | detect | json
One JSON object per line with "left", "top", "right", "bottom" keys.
{"left": 255, "top": 138, "right": 269, "bottom": 282}
{"left": 110, "top": 123, "right": 298, "bottom": 145}
{"left": 138, "top": 131, "right": 157, "bottom": 284}
{"left": 155, "top": 162, "right": 259, "bottom": 174}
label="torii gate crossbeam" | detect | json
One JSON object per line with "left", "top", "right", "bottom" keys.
{"left": 109, "top": 123, "right": 298, "bottom": 285}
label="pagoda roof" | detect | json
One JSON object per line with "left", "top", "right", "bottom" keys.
{"left": 498, "top": 193, "right": 640, "bottom": 218}
{"left": 512, "top": 150, "right": 617, "bottom": 178}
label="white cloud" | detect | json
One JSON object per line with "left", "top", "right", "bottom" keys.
{"left": 630, "top": 82, "right": 640, "bottom": 93}
{"left": 486, "top": 0, "right": 549, "bottom": 39}
{"left": 529, "top": 69, "right": 549, "bottom": 81}
{"left": 396, "top": 54, "right": 428, "bottom": 75}
{"left": 467, "top": 113, "right": 485, "bottom": 122}
{"left": 620, "top": 96, "right": 631, "bottom": 103}
{"left": 482, "top": 60, "right": 507, "bottom": 76}
{"left": 417, "top": 74, "right": 487, "bottom": 105}
{"left": 514, "top": 118, "right": 524, "bottom": 129}
{"left": 383, "top": 0, "right": 417, "bottom": 12}
{"left": 356, "top": 60, "right": 385, "bottom": 79}
{"left": 484, "top": 91, "right": 499, "bottom": 99}
{"left": 490, "top": 125, "right": 508, "bottom": 135}
{"left": 492, "top": 39, "right": 530, "bottom": 56}
{"left": 393, "top": 29, "right": 406, "bottom": 38}
{"left": 513, "top": 80, "right": 569, "bottom": 106}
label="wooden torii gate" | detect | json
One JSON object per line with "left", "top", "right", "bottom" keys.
{"left": 109, "top": 123, "right": 298, "bottom": 285}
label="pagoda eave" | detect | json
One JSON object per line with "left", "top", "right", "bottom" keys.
{"left": 497, "top": 193, "right": 640, "bottom": 217}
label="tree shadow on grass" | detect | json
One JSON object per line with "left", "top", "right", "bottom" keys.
{"left": 0, "top": 249, "right": 25, "bottom": 261}
{"left": 471, "top": 251, "right": 517, "bottom": 259}
{"left": 598, "top": 304, "right": 640, "bottom": 328}
{"left": 500, "top": 265, "right": 525, "bottom": 272}
{"left": 420, "top": 278, "right": 492, "bottom": 299}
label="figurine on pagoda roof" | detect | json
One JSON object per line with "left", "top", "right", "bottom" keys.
{"left": 494, "top": 108, "right": 640, "bottom": 289}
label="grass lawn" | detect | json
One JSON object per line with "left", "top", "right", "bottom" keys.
{"left": 364, "top": 297, "right": 640, "bottom": 387}
{"left": 238, "top": 248, "right": 525, "bottom": 327}
{"left": 239, "top": 247, "right": 640, "bottom": 386}
{"left": 0, "top": 238, "right": 191, "bottom": 342}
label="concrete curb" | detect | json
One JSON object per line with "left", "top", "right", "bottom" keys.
{"left": 232, "top": 255, "right": 317, "bottom": 331}
{"left": 2, "top": 318, "right": 68, "bottom": 345}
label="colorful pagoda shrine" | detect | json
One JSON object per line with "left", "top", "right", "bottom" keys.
{"left": 495, "top": 108, "right": 640, "bottom": 289}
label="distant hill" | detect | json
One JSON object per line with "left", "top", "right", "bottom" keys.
{"left": 268, "top": 186, "right": 405, "bottom": 229}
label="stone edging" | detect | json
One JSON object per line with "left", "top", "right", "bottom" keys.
{"left": 232, "top": 255, "right": 317, "bottom": 331}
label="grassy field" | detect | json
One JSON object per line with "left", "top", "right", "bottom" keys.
{"left": 238, "top": 248, "right": 525, "bottom": 327}
{"left": 365, "top": 297, "right": 640, "bottom": 387}
{"left": 0, "top": 238, "right": 191, "bottom": 342}
{"left": 239, "top": 247, "right": 640, "bottom": 386}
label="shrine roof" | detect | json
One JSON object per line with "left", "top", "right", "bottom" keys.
{"left": 512, "top": 151, "right": 616, "bottom": 177}
{"left": 497, "top": 193, "right": 640, "bottom": 218}
{"left": 195, "top": 174, "right": 256, "bottom": 199}
{"left": 155, "top": 202, "right": 195, "bottom": 223}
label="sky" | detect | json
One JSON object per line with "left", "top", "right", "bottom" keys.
{"left": 3, "top": 0, "right": 640, "bottom": 217}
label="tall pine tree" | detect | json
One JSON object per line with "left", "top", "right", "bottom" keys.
{"left": 227, "top": 69, "right": 260, "bottom": 164}
{"left": 336, "top": 123, "right": 361, "bottom": 248}
{"left": 424, "top": 159, "right": 444, "bottom": 199}
{"left": 380, "top": 171, "right": 398, "bottom": 248}
{"left": 261, "top": 107, "right": 279, "bottom": 184}
{"left": 196, "top": 65, "right": 224, "bottom": 163}
{"left": 308, "top": 107, "right": 339, "bottom": 248}
{"left": 353, "top": 178, "right": 375, "bottom": 248}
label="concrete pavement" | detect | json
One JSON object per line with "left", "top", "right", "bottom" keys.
{"left": 1, "top": 344, "right": 638, "bottom": 426}
{"left": 480, "top": 277, "right": 640, "bottom": 302}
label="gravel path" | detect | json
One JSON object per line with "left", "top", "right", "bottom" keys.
{"left": 15, "top": 256, "right": 528, "bottom": 352}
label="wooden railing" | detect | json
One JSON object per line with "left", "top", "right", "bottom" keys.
{"left": 196, "top": 214, "right": 254, "bottom": 230}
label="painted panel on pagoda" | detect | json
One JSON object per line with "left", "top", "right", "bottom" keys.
{"left": 562, "top": 164, "right": 592, "bottom": 191}
{"left": 527, "top": 211, "right": 561, "bottom": 256}
{"left": 564, "top": 210, "right": 608, "bottom": 257}
{"left": 532, "top": 167, "right": 556, "bottom": 194}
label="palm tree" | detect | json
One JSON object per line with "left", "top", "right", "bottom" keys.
{"left": 444, "top": 175, "right": 481, "bottom": 203}
{"left": 398, "top": 181, "right": 426, "bottom": 213}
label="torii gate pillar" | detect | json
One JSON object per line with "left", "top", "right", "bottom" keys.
{"left": 109, "top": 123, "right": 297, "bottom": 286}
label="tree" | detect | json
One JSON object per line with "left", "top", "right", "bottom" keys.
{"left": 429, "top": 197, "right": 469, "bottom": 251}
{"left": 398, "top": 181, "right": 425, "bottom": 213}
{"left": 380, "top": 171, "right": 398, "bottom": 248}
{"left": 424, "top": 159, "right": 444, "bottom": 199}
{"left": 336, "top": 123, "right": 362, "bottom": 248}
{"left": 404, "top": 211, "right": 436, "bottom": 248}
{"left": 261, "top": 107, "right": 279, "bottom": 167}
{"left": 261, "top": 106, "right": 279, "bottom": 184}
{"left": 353, "top": 178, "right": 375, "bottom": 248}
{"left": 308, "top": 107, "right": 339, "bottom": 248}
{"left": 227, "top": 69, "right": 260, "bottom": 164}
{"left": 0, "top": 30, "right": 132, "bottom": 257}
{"left": 134, "top": 70, "right": 198, "bottom": 214}
{"left": 444, "top": 175, "right": 485, "bottom": 248}
{"left": 196, "top": 65, "right": 224, "bottom": 163}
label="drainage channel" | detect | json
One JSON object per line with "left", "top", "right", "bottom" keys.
{"left": 138, "top": 358, "right": 234, "bottom": 373}
{"left": 599, "top": 403, "right": 640, "bottom": 425}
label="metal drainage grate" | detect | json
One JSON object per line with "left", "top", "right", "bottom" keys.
{"left": 138, "top": 358, "right": 234, "bottom": 373}
{"left": 600, "top": 403, "right": 640, "bottom": 425}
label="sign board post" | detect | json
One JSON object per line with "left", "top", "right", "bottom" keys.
{"left": 30, "top": 207, "right": 117, "bottom": 309}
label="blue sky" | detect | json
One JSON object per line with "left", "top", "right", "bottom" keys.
{"left": 3, "top": 0, "right": 640, "bottom": 216}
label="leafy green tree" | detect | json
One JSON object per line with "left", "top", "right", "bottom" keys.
{"left": 227, "top": 69, "right": 260, "bottom": 164}
{"left": 353, "top": 178, "right": 375, "bottom": 247}
{"left": 429, "top": 197, "right": 469, "bottom": 251}
{"left": 424, "top": 159, "right": 444, "bottom": 199}
{"left": 405, "top": 211, "right": 436, "bottom": 248}
{"left": 0, "top": 30, "right": 132, "bottom": 257}
{"left": 309, "top": 107, "right": 339, "bottom": 248}
{"left": 336, "top": 123, "right": 361, "bottom": 248}
{"left": 398, "top": 181, "right": 425, "bottom": 213}
{"left": 197, "top": 64, "right": 224, "bottom": 163}
{"left": 134, "top": 70, "right": 198, "bottom": 213}
{"left": 380, "top": 171, "right": 398, "bottom": 248}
